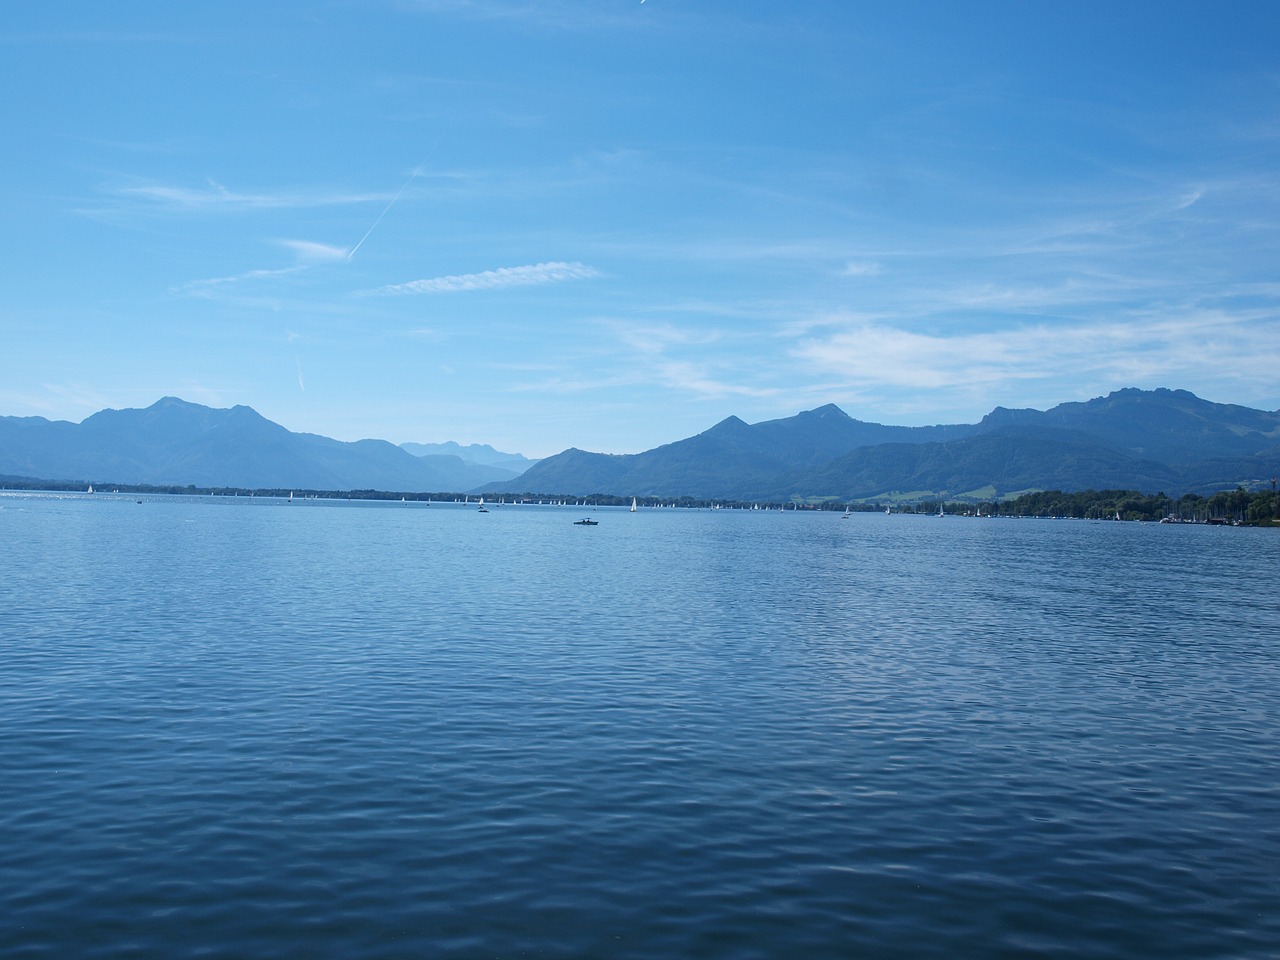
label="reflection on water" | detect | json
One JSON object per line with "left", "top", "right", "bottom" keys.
{"left": 2, "top": 494, "right": 1278, "bottom": 958}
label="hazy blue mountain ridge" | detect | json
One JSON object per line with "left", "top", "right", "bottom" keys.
{"left": 400, "top": 440, "right": 538, "bottom": 483}
{"left": 0, "top": 397, "right": 504, "bottom": 491}
{"left": 496, "top": 406, "right": 982, "bottom": 500}
{"left": 790, "top": 426, "right": 1183, "bottom": 502}
{"left": 3, "top": 389, "right": 1278, "bottom": 498}
{"left": 978, "top": 388, "right": 1280, "bottom": 464}
{"left": 487, "top": 389, "right": 1280, "bottom": 500}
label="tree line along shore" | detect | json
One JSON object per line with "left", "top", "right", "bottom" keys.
{"left": 4, "top": 477, "right": 1278, "bottom": 526}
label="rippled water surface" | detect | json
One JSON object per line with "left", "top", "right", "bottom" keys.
{"left": 2, "top": 493, "right": 1278, "bottom": 958}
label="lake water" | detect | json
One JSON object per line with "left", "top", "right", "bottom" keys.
{"left": 2, "top": 492, "right": 1278, "bottom": 959}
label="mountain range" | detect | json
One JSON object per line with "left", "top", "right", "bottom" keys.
{"left": 398, "top": 441, "right": 538, "bottom": 481}
{"left": 0, "top": 397, "right": 531, "bottom": 492}
{"left": 481, "top": 388, "right": 1280, "bottom": 501}
{"left": 2, "top": 389, "right": 1278, "bottom": 500}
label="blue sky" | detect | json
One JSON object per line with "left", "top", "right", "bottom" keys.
{"left": 3, "top": 1, "right": 1279, "bottom": 457}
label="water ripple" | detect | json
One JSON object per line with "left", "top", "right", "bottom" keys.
{"left": 1, "top": 499, "right": 1277, "bottom": 958}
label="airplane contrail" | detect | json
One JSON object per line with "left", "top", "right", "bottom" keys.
{"left": 347, "top": 162, "right": 424, "bottom": 260}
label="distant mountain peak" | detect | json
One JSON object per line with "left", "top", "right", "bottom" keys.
{"left": 700, "top": 415, "right": 751, "bottom": 437}
{"left": 5, "top": 388, "right": 1278, "bottom": 499}
{"left": 399, "top": 439, "right": 536, "bottom": 468}
{"left": 150, "top": 396, "right": 212, "bottom": 413}
{"left": 1, "top": 395, "right": 530, "bottom": 492}
{"left": 481, "top": 386, "right": 1280, "bottom": 500}
{"left": 800, "top": 403, "right": 849, "bottom": 420}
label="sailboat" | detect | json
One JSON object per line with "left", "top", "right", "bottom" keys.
{"left": 478, "top": 497, "right": 488, "bottom": 513}
{"left": 631, "top": 497, "right": 638, "bottom": 513}
{"left": 841, "top": 504, "right": 851, "bottom": 519}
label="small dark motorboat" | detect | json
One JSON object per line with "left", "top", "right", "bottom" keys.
{"left": 574, "top": 518, "right": 598, "bottom": 525}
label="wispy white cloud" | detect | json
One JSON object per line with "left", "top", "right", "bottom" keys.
{"left": 790, "top": 307, "right": 1280, "bottom": 400}
{"left": 653, "top": 360, "right": 781, "bottom": 400}
{"left": 178, "top": 266, "right": 306, "bottom": 295}
{"left": 608, "top": 320, "right": 724, "bottom": 356}
{"left": 111, "top": 179, "right": 382, "bottom": 212}
{"left": 176, "top": 238, "right": 351, "bottom": 295}
{"left": 793, "top": 320, "right": 1040, "bottom": 391}
{"left": 841, "top": 260, "right": 883, "bottom": 277}
{"left": 277, "top": 239, "right": 350, "bottom": 262}
{"left": 501, "top": 319, "right": 776, "bottom": 406}
{"left": 369, "top": 261, "right": 600, "bottom": 295}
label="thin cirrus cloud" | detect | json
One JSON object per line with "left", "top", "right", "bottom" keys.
{"left": 791, "top": 309, "right": 1280, "bottom": 395}
{"left": 178, "top": 265, "right": 305, "bottom": 295}
{"left": 110, "top": 180, "right": 383, "bottom": 213}
{"left": 840, "top": 260, "right": 883, "bottom": 277}
{"left": 276, "top": 239, "right": 350, "bottom": 263}
{"left": 369, "top": 261, "right": 600, "bottom": 295}
{"left": 654, "top": 360, "right": 781, "bottom": 400}
{"left": 177, "top": 239, "right": 350, "bottom": 294}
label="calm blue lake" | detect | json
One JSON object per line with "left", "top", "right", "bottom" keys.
{"left": 2, "top": 492, "right": 1277, "bottom": 959}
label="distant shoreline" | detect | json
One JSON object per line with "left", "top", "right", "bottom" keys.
{"left": 3, "top": 479, "right": 1276, "bottom": 525}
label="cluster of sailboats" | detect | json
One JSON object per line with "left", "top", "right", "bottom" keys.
{"left": 84, "top": 484, "right": 947, "bottom": 517}
{"left": 462, "top": 496, "right": 923, "bottom": 516}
